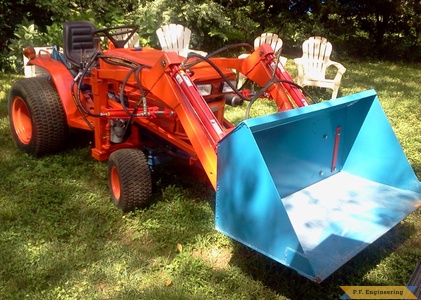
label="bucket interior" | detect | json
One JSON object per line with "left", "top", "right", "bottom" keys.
{"left": 216, "top": 90, "right": 421, "bottom": 282}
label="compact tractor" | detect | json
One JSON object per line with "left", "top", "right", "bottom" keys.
{"left": 8, "top": 21, "right": 421, "bottom": 282}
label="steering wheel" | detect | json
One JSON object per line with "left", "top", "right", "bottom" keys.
{"left": 93, "top": 25, "right": 140, "bottom": 49}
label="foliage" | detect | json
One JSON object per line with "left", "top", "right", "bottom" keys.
{"left": 7, "top": 19, "right": 49, "bottom": 74}
{"left": 334, "top": 0, "right": 421, "bottom": 59}
{"left": 124, "top": 0, "right": 258, "bottom": 51}
{"left": 31, "top": 0, "right": 137, "bottom": 25}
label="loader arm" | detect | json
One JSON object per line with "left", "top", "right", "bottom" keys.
{"left": 211, "top": 44, "right": 310, "bottom": 111}
{"left": 142, "top": 52, "right": 226, "bottom": 188}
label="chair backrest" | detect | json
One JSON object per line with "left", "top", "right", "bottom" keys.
{"left": 156, "top": 24, "right": 191, "bottom": 57}
{"left": 113, "top": 28, "right": 140, "bottom": 48}
{"left": 300, "top": 36, "right": 332, "bottom": 75}
{"left": 63, "top": 21, "right": 98, "bottom": 68}
{"left": 254, "top": 33, "right": 283, "bottom": 54}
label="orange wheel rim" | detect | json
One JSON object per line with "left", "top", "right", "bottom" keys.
{"left": 110, "top": 166, "right": 121, "bottom": 200}
{"left": 12, "top": 97, "right": 32, "bottom": 145}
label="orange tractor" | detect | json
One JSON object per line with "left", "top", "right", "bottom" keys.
{"left": 9, "top": 21, "right": 421, "bottom": 282}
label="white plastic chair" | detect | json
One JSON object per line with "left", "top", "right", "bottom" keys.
{"left": 294, "top": 36, "right": 346, "bottom": 99}
{"left": 156, "top": 24, "right": 207, "bottom": 57}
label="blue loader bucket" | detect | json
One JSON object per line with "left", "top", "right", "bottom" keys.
{"left": 215, "top": 89, "right": 421, "bottom": 282}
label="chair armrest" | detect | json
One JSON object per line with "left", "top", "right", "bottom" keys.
{"left": 327, "top": 60, "right": 346, "bottom": 75}
{"left": 326, "top": 60, "right": 346, "bottom": 84}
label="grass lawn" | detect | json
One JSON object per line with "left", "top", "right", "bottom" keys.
{"left": 0, "top": 60, "right": 420, "bottom": 300}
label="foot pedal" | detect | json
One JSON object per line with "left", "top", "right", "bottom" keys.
{"left": 407, "top": 261, "right": 421, "bottom": 299}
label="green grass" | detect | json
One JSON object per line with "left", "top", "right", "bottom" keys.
{"left": 1, "top": 61, "right": 421, "bottom": 300}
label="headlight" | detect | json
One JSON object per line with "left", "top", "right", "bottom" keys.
{"left": 222, "top": 80, "right": 237, "bottom": 93}
{"left": 197, "top": 84, "right": 212, "bottom": 96}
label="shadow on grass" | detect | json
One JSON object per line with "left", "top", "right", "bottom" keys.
{"left": 228, "top": 219, "right": 417, "bottom": 299}
{"left": 64, "top": 128, "right": 95, "bottom": 150}
{"left": 413, "top": 163, "right": 421, "bottom": 180}
{"left": 150, "top": 157, "right": 215, "bottom": 199}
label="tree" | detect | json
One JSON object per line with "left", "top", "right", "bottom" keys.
{"left": 124, "top": 0, "right": 259, "bottom": 51}
{"left": 2, "top": 0, "right": 421, "bottom": 72}
{"left": 338, "top": 0, "right": 400, "bottom": 52}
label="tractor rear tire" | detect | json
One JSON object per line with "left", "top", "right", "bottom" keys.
{"left": 8, "top": 77, "right": 68, "bottom": 156}
{"left": 108, "top": 148, "right": 153, "bottom": 212}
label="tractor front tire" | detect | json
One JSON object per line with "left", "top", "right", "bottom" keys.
{"left": 108, "top": 148, "right": 153, "bottom": 212}
{"left": 8, "top": 77, "right": 68, "bottom": 156}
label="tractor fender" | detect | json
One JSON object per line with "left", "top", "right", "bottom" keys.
{"left": 27, "top": 57, "right": 80, "bottom": 121}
